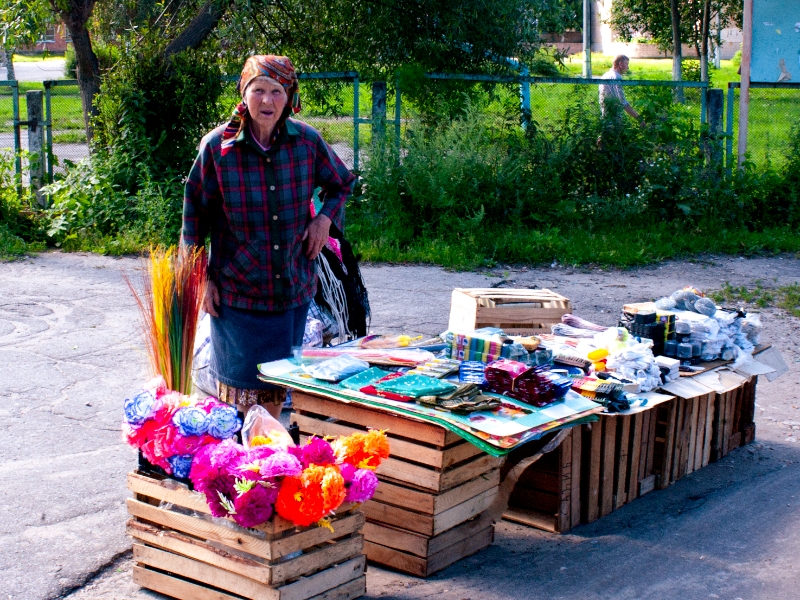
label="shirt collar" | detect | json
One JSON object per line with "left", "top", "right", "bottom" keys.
{"left": 241, "top": 118, "right": 300, "bottom": 155}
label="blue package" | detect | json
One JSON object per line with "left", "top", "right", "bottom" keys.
{"left": 459, "top": 361, "right": 487, "bottom": 384}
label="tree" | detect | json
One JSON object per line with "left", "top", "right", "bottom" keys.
{"left": 609, "top": 0, "right": 742, "bottom": 83}
{"left": 0, "top": 0, "right": 51, "bottom": 81}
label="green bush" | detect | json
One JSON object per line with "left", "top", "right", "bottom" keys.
{"left": 65, "top": 41, "right": 121, "bottom": 78}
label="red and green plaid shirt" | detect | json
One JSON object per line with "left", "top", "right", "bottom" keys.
{"left": 181, "top": 118, "right": 355, "bottom": 311}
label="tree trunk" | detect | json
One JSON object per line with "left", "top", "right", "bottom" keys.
{"left": 670, "top": 0, "right": 684, "bottom": 102}
{"left": 700, "top": 0, "right": 711, "bottom": 83}
{"left": 52, "top": 0, "right": 100, "bottom": 145}
{"left": 164, "top": 0, "right": 231, "bottom": 60}
{"left": 2, "top": 47, "right": 16, "bottom": 81}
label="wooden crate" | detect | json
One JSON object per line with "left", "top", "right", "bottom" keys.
{"left": 652, "top": 379, "right": 715, "bottom": 489}
{"left": 448, "top": 288, "right": 572, "bottom": 335}
{"left": 291, "top": 391, "right": 503, "bottom": 577}
{"left": 503, "top": 407, "right": 662, "bottom": 533}
{"left": 502, "top": 426, "right": 582, "bottom": 533}
{"left": 127, "top": 471, "right": 366, "bottom": 600}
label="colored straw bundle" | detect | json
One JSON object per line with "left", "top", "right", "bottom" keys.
{"left": 126, "top": 246, "right": 207, "bottom": 395}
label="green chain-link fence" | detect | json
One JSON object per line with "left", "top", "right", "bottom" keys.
{"left": 725, "top": 82, "right": 800, "bottom": 168}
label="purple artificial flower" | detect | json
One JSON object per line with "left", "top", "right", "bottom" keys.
{"left": 232, "top": 484, "right": 278, "bottom": 528}
{"left": 190, "top": 440, "right": 246, "bottom": 494}
{"left": 259, "top": 451, "right": 303, "bottom": 479}
{"left": 344, "top": 469, "right": 379, "bottom": 504}
{"left": 300, "top": 437, "right": 336, "bottom": 467}
{"left": 339, "top": 462, "right": 356, "bottom": 482}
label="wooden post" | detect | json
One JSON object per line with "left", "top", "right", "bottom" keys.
{"left": 371, "top": 81, "right": 387, "bottom": 153}
{"left": 26, "top": 90, "right": 45, "bottom": 206}
{"left": 737, "top": 0, "right": 753, "bottom": 167}
{"left": 705, "top": 88, "right": 724, "bottom": 164}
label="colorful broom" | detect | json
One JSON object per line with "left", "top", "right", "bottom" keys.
{"left": 126, "top": 246, "right": 207, "bottom": 395}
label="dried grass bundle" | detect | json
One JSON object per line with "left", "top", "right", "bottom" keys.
{"left": 126, "top": 246, "right": 207, "bottom": 394}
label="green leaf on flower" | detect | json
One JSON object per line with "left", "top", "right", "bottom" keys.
{"left": 217, "top": 491, "right": 236, "bottom": 515}
{"left": 234, "top": 478, "right": 256, "bottom": 496}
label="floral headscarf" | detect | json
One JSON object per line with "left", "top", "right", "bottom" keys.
{"left": 221, "top": 55, "right": 301, "bottom": 156}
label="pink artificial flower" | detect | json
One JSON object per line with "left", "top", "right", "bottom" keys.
{"left": 232, "top": 484, "right": 279, "bottom": 528}
{"left": 259, "top": 451, "right": 303, "bottom": 479}
{"left": 300, "top": 437, "right": 336, "bottom": 467}
{"left": 344, "top": 468, "right": 379, "bottom": 504}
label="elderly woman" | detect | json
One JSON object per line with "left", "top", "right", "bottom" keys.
{"left": 182, "top": 55, "right": 355, "bottom": 418}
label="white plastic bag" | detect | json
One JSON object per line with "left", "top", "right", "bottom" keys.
{"left": 241, "top": 405, "right": 295, "bottom": 450}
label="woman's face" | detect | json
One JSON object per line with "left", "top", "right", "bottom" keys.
{"left": 244, "top": 76, "right": 288, "bottom": 134}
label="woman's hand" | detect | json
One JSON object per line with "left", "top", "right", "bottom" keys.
{"left": 302, "top": 214, "right": 332, "bottom": 260}
{"left": 204, "top": 279, "right": 221, "bottom": 317}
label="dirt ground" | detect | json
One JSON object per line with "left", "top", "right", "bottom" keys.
{"left": 1, "top": 252, "right": 798, "bottom": 600}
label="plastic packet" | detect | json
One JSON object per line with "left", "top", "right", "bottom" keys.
{"left": 694, "top": 297, "right": 717, "bottom": 317}
{"left": 654, "top": 296, "right": 677, "bottom": 310}
{"left": 241, "top": 405, "right": 295, "bottom": 450}
{"left": 740, "top": 313, "right": 762, "bottom": 346}
{"left": 305, "top": 354, "right": 370, "bottom": 382}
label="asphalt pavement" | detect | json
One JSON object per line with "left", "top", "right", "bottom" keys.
{"left": 1, "top": 252, "right": 799, "bottom": 599}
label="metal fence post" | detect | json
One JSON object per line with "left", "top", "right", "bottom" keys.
{"left": 520, "top": 75, "right": 531, "bottom": 130}
{"left": 26, "top": 90, "right": 45, "bottom": 206}
{"left": 43, "top": 81, "right": 53, "bottom": 182}
{"left": 353, "top": 76, "right": 359, "bottom": 172}
{"left": 700, "top": 85, "right": 707, "bottom": 125}
{"left": 11, "top": 81, "right": 21, "bottom": 186}
{"left": 725, "top": 83, "right": 735, "bottom": 174}
{"left": 705, "top": 88, "right": 723, "bottom": 164}
{"left": 371, "top": 81, "right": 387, "bottom": 154}
{"left": 394, "top": 80, "right": 401, "bottom": 154}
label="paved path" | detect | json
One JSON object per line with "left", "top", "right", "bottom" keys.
{"left": 0, "top": 252, "right": 798, "bottom": 599}
{"left": 1, "top": 59, "right": 65, "bottom": 82}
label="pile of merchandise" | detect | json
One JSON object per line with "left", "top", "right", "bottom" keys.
{"left": 123, "top": 378, "right": 389, "bottom": 529}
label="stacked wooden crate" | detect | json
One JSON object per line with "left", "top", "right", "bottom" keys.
{"left": 448, "top": 288, "right": 571, "bottom": 335}
{"left": 127, "top": 471, "right": 366, "bottom": 600}
{"left": 290, "top": 391, "right": 504, "bottom": 577}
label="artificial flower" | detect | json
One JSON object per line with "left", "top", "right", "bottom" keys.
{"left": 233, "top": 484, "right": 278, "bottom": 528}
{"left": 207, "top": 405, "right": 242, "bottom": 438}
{"left": 275, "top": 473, "right": 325, "bottom": 527}
{"left": 167, "top": 454, "right": 193, "bottom": 479}
{"left": 300, "top": 437, "right": 336, "bottom": 467}
{"left": 332, "top": 430, "right": 389, "bottom": 470}
{"left": 344, "top": 468, "right": 379, "bottom": 504}
{"left": 259, "top": 451, "right": 303, "bottom": 479}
{"left": 172, "top": 406, "right": 210, "bottom": 437}
{"left": 123, "top": 389, "right": 158, "bottom": 426}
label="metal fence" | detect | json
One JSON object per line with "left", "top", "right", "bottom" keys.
{"left": 42, "top": 79, "right": 86, "bottom": 178}
{"left": 725, "top": 81, "right": 800, "bottom": 169}
{"left": 3, "top": 72, "right": 799, "bottom": 186}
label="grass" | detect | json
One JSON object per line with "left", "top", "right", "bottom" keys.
{"left": 0, "top": 223, "right": 45, "bottom": 259}
{"left": 53, "top": 131, "right": 86, "bottom": 143}
{"left": 710, "top": 281, "right": 800, "bottom": 318}
{"left": 11, "top": 54, "right": 64, "bottom": 63}
{"left": 347, "top": 225, "right": 800, "bottom": 270}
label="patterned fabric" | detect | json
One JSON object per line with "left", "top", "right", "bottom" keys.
{"left": 221, "top": 55, "right": 301, "bottom": 157}
{"left": 599, "top": 69, "right": 630, "bottom": 115}
{"left": 181, "top": 118, "right": 355, "bottom": 311}
{"left": 218, "top": 382, "right": 286, "bottom": 408}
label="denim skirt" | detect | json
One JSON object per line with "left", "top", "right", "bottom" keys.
{"left": 210, "top": 302, "right": 310, "bottom": 390}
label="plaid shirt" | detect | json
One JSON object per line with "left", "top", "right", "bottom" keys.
{"left": 182, "top": 118, "right": 355, "bottom": 311}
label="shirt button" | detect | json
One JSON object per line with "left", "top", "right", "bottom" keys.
{"left": 272, "top": 215, "right": 278, "bottom": 221}
{"left": 273, "top": 245, "right": 279, "bottom": 250}
{"left": 267, "top": 158, "right": 271, "bottom": 162}
{"left": 269, "top": 185, "right": 275, "bottom": 191}
{"left": 275, "top": 274, "right": 281, "bottom": 279}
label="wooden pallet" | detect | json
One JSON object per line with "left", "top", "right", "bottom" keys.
{"left": 448, "top": 288, "right": 572, "bottom": 335}
{"left": 127, "top": 472, "right": 366, "bottom": 600}
{"left": 291, "top": 391, "right": 502, "bottom": 577}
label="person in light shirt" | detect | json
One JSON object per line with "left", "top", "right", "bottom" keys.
{"left": 599, "top": 55, "right": 643, "bottom": 124}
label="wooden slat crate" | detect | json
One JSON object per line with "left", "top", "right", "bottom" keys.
{"left": 448, "top": 288, "right": 572, "bottom": 335}
{"left": 502, "top": 426, "right": 582, "bottom": 533}
{"left": 127, "top": 471, "right": 366, "bottom": 600}
{"left": 652, "top": 379, "right": 716, "bottom": 489}
{"left": 291, "top": 391, "right": 503, "bottom": 577}
{"left": 503, "top": 407, "right": 662, "bottom": 533}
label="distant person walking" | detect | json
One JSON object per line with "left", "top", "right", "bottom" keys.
{"left": 599, "top": 55, "right": 642, "bottom": 124}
